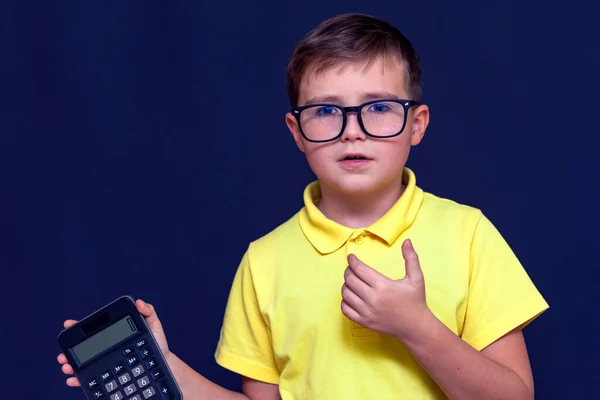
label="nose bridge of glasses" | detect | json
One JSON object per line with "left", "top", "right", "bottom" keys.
{"left": 341, "top": 105, "right": 362, "bottom": 125}
{"left": 341, "top": 107, "right": 365, "bottom": 138}
{"left": 342, "top": 105, "right": 361, "bottom": 115}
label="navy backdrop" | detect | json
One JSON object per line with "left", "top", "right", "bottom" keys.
{"left": 2, "top": 1, "right": 598, "bottom": 399}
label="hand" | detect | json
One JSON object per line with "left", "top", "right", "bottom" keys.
{"left": 57, "top": 299, "right": 171, "bottom": 387}
{"left": 341, "top": 239, "right": 430, "bottom": 341}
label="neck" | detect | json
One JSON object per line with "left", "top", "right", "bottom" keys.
{"left": 316, "top": 178, "right": 406, "bottom": 229}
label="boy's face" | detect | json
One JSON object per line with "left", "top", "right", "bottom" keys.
{"left": 285, "top": 56, "right": 429, "bottom": 197}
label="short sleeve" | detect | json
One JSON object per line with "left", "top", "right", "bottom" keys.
{"left": 214, "top": 249, "right": 280, "bottom": 384}
{"left": 461, "top": 212, "right": 549, "bottom": 351}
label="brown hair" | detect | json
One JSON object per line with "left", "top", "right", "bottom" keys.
{"left": 286, "top": 13, "right": 423, "bottom": 108}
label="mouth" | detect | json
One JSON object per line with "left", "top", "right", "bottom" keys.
{"left": 339, "top": 153, "right": 372, "bottom": 161}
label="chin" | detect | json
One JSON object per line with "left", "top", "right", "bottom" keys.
{"left": 324, "top": 175, "right": 397, "bottom": 197}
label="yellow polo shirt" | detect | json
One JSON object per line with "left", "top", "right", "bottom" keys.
{"left": 215, "top": 168, "right": 548, "bottom": 399}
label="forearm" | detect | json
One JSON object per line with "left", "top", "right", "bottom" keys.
{"left": 165, "top": 352, "right": 248, "bottom": 400}
{"left": 399, "top": 312, "right": 532, "bottom": 400}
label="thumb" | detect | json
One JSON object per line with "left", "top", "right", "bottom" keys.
{"left": 401, "top": 239, "right": 424, "bottom": 282}
{"left": 136, "top": 299, "right": 170, "bottom": 355}
{"left": 136, "top": 299, "right": 163, "bottom": 331}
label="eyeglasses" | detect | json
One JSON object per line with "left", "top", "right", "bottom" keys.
{"left": 292, "top": 99, "right": 420, "bottom": 143}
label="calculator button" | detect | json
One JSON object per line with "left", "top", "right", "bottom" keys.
{"left": 129, "top": 396, "right": 142, "bottom": 400}
{"left": 118, "top": 372, "right": 132, "bottom": 385}
{"left": 131, "top": 364, "right": 145, "bottom": 377}
{"left": 123, "top": 383, "right": 137, "bottom": 396}
{"left": 150, "top": 368, "right": 163, "bottom": 381}
{"left": 156, "top": 380, "right": 175, "bottom": 399}
{"left": 109, "top": 391, "right": 124, "bottom": 400}
{"left": 123, "top": 347, "right": 134, "bottom": 356}
{"left": 146, "top": 358, "right": 157, "bottom": 370}
{"left": 126, "top": 355, "right": 139, "bottom": 367}
{"left": 92, "top": 389, "right": 104, "bottom": 399}
{"left": 87, "top": 378, "right": 100, "bottom": 389}
{"left": 135, "top": 338, "right": 148, "bottom": 348}
{"left": 113, "top": 362, "right": 125, "bottom": 375}
{"left": 105, "top": 380, "right": 118, "bottom": 393}
{"left": 142, "top": 386, "right": 156, "bottom": 399}
{"left": 100, "top": 370, "right": 112, "bottom": 382}
{"left": 137, "top": 375, "right": 151, "bottom": 389}
{"left": 140, "top": 347, "right": 153, "bottom": 359}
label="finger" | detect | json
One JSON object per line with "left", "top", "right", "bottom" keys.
{"left": 136, "top": 299, "right": 164, "bottom": 331}
{"left": 136, "top": 299, "right": 153, "bottom": 317}
{"left": 402, "top": 239, "right": 424, "bottom": 282}
{"left": 62, "top": 363, "right": 75, "bottom": 375}
{"left": 341, "top": 300, "right": 362, "bottom": 323}
{"left": 344, "top": 269, "right": 371, "bottom": 300}
{"left": 341, "top": 283, "right": 365, "bottom": 311}
{"left": 347, "top": 254, "right": 383, "bottom": 287}
{"left": 66, "top": 377, "right": 81, "bottom": 387}
{"left": 63, "top": 319, "right": 78, "bottom": 329}
{"left": 57, "top": 353, "right": 68, "bottom": 364}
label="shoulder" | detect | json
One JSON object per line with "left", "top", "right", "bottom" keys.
{"left": 245, "top": 211, "right": 305, "bottom": 264}
{"left": 418, "top": 190, "right": 514, "bottom": 253}
{"left": 237, "top": 211, "right": 308, "bottom": 298}
{"left": 419, "top": 190, "right": 485, "bottom": 227}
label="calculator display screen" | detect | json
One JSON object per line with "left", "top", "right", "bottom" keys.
{"left": 71, "top": 315, "right": 138, "bottom": 365}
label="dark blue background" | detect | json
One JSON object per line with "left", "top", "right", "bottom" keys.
{"left": 2, "top": 1, "right": 598, "bottom": 399}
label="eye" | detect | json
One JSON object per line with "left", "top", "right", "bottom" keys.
{"left": 314, "top": 106, "right": 339, "bottom": 117}
{"left": 367, "top": 103, "right": 392, "bottom": 113}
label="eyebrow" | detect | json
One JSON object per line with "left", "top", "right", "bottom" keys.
{"left": 303, "top": 92, "right": 401, "bottom": 106}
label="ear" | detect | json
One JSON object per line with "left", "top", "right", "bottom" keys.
{"left": 409, "top": 105, "right": 430, "bottom": 146}
{"left": 285, "top": 112, "right": 306, "bottom": 153}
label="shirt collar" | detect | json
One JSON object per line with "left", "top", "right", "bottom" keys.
{"left": 298, "top": 168, "right": 424, "bottom": 254}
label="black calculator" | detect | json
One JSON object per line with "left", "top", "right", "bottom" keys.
{"left": 58, "top": 296, "right": 183, "bottom": 400}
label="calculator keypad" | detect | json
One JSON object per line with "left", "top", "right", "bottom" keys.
{"left": 110, "top": 391, "right": 124, "bottom": 400}
{"left": 137, "top": 376, "right": 150, "bottom": 389}
{"left": 132, "top": 365, "right": 145, "bottom": 378}
{"left": 146, "top": 358, "right": 157, "bottom": 370}
{"left": 124, "top": 384, "right": 137, "bottom": 396}
{"left": 113, "top": 362, "right": 125, "bottom": 375}
{"left": 127, "top": 355, "right": 139, "bottom": 367}
{"left": 156, "top": 380, "right": 174, "bottom": 399}
{"left": 150, "top": 369, "right": 163, "bottom": 381}
{"left": 105, "top": 380, "right": 118, "bottom": 393}
{"left": 140, "top": 347, "right": 153, "bottom": 359}
{"left": 101, "top": 370, "right": 112, "bottom": 382}
{"left": 142, "top": 387, "right": 156, "bottom": 399}
{"left": 87, "top": 337, "right": 174, "bottom": 400}
{"left": 118, "top": 372, "right": 132, "bottom": 385}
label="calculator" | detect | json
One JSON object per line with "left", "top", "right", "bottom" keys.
{"left": 58, "top": 295, "right": 183, "bottom": 400}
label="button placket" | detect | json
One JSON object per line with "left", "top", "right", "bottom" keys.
{"left": 345, "top": 230, "right": 368, "bottom": 259}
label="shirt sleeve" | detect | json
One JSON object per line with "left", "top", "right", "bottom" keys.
{"left": 461, "top": 211, "right": 549, "bottom": 351}
{"left": 214, "top": 248, "right": 280, "bottom": 384}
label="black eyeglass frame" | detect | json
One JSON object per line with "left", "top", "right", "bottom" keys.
{"left": 291, "top": 98, "right": 421, "bottom": 143}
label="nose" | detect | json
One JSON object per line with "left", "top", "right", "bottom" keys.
{"left": 340, "top": 112, "right": 366, "bottom": 142}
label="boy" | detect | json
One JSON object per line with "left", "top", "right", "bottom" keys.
{"left": 58, "top": 13, "right": 548, "bottom": 399}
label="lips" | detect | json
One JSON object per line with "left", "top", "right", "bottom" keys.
{"left": 338, "top": 153, "right": 373, "bottom": 169}
{"left": 339, "top": 153, "right": 371, "bottom": 161}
